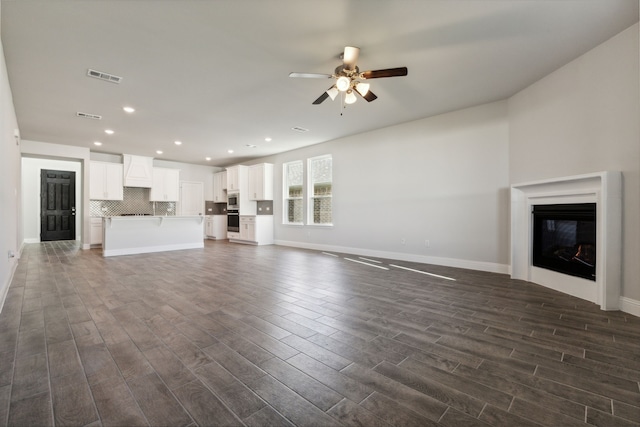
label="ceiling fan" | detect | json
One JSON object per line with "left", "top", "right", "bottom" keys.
{"left": 289, "top": 46, "right": 408, "bottom": 105}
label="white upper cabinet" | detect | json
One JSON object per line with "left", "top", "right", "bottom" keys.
{"left": 248, "top": 163, "right": 274, "bottom": 201}
{"left": 123, "top": 154, "right": 153, "bottom": 188}
{"left": 213, "top": 171, "right": 227, "bottom": 203}
{"left": 90, "top": 161, "right": 123, "bottom": 200}
{"left": 226, "top": 165, "right": 248, "bottom": 193}
{"left": 150, "top": 167, "right": 180, "bottom": 201}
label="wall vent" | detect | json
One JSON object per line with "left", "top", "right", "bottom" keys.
{"left": 76, "top": 112, "right": 102, "bottom": 120}
{"left": 87, "top": 68, "right": 122, "bottom": 84}
{"left": 291, "top": 126, "right": 309, "bottom": 133}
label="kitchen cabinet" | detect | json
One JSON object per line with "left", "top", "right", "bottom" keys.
{"left": 102, "top": 215, "right": 204, "bottom": 257}
{"left": 230, "top": 215, "right": 273, "bottom": 245}
{"left": 205, "top": 217, "right": 213, "bottom": 237}
{"left": 90, "top": 217, "right": 103, "bottom": 245}
{"left": 248, "top": 163, "right": 274, "bottom": 201}
{"left": 90, "top": 161, "right": 123, "bottom": 200}
{"left": 213, "top": 171, "right": 227, "bottom": 203}
{"left": 226, "top": 165, "right": 257, "bottom": 214}
{"left": 226, "top": 165, "right": 247, "bottom": 193}
{"left": 239, "top": 216, "right": 256, "bottom": 241}
{"left": 205, "top": 215, "right": 227, "bottom": 239}
{"left": 123, "top": 154, "right": 153, "bottom": 188}
{"left": 150, "top": 167, "right": 180, "bottom": 201}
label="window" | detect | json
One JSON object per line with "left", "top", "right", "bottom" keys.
{"left": 283, "top": 160, "right": 303, "bottom": 224}
{"left": 308, "top": 155, "right": 332, "bottom": 225}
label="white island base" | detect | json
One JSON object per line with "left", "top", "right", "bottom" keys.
{"left": 102, "top": 216, "right": 204, "bottom": 257}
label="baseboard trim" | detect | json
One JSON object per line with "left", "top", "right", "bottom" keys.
{"left": 0, "top": 258, "right": 19, "bottom": 315}
{"left": 619, "top": 297, "right": 640, "bottom": 318}
{"left": 274, "top": 240, "right": 509, "bottom": 275}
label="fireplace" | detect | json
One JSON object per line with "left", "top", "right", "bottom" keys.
{"left": 532, "top": 203, "right": 596, "bottom": 281}
{"left": 510, "top": 172, "right": 621, "bottom": 310}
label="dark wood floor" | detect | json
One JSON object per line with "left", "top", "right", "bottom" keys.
{"left": 1, "top": 240, "right": 639, "bottom": 427}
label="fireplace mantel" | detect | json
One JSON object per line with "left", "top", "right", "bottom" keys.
{"left": 510, "top": 172, "right": 622, "bottom": 310}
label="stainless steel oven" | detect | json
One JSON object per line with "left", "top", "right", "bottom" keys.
{"left": 227, "top": 209, "right": 239, "bottom": 232}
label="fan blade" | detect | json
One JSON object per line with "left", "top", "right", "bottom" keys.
{"left": 312, "top": 92, "right": 330, "bottom": 105}
{"left": 355, "top": 87, "right": 377, "bottom": 102}
{"left": 289, "top": 72, "right": 333, "bottom": 79}
{"left": 342, "top": 46, "right": 360, "bottom": 71}
{"left": 361, "top": 67, "right": 408, "bottom": 79}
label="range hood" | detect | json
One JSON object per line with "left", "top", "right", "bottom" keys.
{"left": 123, "top": 154, "right": 153, "bottom": 188}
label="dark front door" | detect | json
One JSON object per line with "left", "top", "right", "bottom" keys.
{"left": 41, "top": 169, "right": 76, "bottom": 241}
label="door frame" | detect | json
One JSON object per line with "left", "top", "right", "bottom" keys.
{"left": 21, "top": 156, "right": 86, "bottom": 244}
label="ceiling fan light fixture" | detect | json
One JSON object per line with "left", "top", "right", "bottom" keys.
{"left": 345, "top": 89, "right": 357, "bottom": 104}
{"left": 342, "top": 46, "right": 360, "bottom": 70}
{"left": 355, "top": 82, "right": 370, "bottom": 96}
{"left": 336, "top": 76, "right": 350, "bottom": 92}
{"left": 326, "top": 86, "right": 339, "bottom": 100}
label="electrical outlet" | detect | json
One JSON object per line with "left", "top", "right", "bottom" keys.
{"left": 425, "top": 240, "right": 430, "bottom": 247}
{"left": 401, "top": 238, "right": 406, "bottom": 245}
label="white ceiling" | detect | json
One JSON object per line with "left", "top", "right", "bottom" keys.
{"left": 2, "top": 1, "right": 638, "bottom": 167}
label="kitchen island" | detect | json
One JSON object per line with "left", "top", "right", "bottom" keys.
{"left": 102, "top": 215, "right": 205, "bottom": 257}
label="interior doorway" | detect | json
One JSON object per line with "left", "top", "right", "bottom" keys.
{"left": 40, "top": 169, "right": 76, "bottom": 241}
{"left": 179, "top": 181, "right": 204, "bottom": 216}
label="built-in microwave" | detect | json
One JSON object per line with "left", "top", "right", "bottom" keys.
{"left": 227, "top": 193, "right": 239, "bottom": 210}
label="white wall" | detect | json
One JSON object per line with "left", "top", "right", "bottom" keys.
{"left": 253, "top": 101, "right": 511, "bottom": 273}
{"left": 21, "top": 157, "right": 83, "bottom": 243}
{"left": 508, "top": 23, "right": 640, "bottom": 302}
{"left": 0, "top": 2, "right": 23, "bottom": 311}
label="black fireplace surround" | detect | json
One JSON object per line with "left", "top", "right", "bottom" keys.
{"left": 532, "top": 203, "right": 596, "bottom": 281}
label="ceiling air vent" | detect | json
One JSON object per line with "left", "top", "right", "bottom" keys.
{"left": 291, "top": 126, "right": 309, "bottom": 133}
{"left": 76, "top": 112, "right": 102, "bottom": 120}
{"left": 87, "top": 68, "right": 122, "bottom": 84}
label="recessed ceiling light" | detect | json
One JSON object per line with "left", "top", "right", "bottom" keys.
{"left": 93, "top": 141, "right": 102, "bottom": 146}
{"left": 205, "top": 157, "right": 211, "bottom": 161}
{"left": 156, "top": 150, "right": 163, "bottom": 154}
{"left": 264, "top": 137, "right": 272, "bottom": 142}
{"left": 104, "top": 129, "right": 114, "bottom": 135}
{"left": 227, "top": 149, "right": 234, "bottom": 154}
{"left": 123, "top": 106, "right": 135, "bottom": 113}
{"left": 174, "top": 140, "right": 182, "bottom": 146}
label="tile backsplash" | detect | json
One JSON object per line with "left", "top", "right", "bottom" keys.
{"left": 90, "top": 187, "right": 176, "bottom": 217}
{"left": 205, "top": 201, "right": 228, "bottom": 215}
{"left": 257, "top": 200, "right": 273, "bottom": 215}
